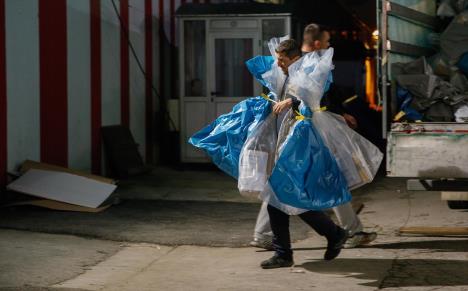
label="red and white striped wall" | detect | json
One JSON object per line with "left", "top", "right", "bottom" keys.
{"left": 0, "top": 0, "right": 245, "bottom": 187}
{"left": 0, "top": 0, "right": 158, "bottom": 185}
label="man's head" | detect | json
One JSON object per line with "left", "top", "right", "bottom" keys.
{"left": 275, "top": 39, "right": 301, "bottom": 75}
{"left": 301, "top": 23, "right": 330, "bottom": 53}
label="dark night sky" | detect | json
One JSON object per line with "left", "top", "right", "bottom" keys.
{"left": 287, "top": 0, "right": 376, "bottom": 31}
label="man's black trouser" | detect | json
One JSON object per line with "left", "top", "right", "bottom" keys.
{"left": 267, "top": 204, "right": 342, "bottom": 259}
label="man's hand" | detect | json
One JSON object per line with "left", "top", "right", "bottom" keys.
{"left": 273, "top": 98, "right": 293, "bottom": 115}
{"left": 342, "top": 113, "right": 358, "bottom": 129}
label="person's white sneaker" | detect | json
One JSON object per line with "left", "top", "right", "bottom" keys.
{"left": 249, "top": 237, "right": 274, "bottom": 250}
{"left": 345, "top": 231, "right": 377, "bottom": 248}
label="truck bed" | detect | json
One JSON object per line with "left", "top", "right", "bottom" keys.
{"left": 387, "top": 122, "right": 468, "bottom": 178}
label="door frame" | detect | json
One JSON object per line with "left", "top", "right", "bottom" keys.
{"left": 178, "top": 16, "right": 291, "bottom": 163}
{"left": 179, "top": 18, "right": 210, "bottom": 163}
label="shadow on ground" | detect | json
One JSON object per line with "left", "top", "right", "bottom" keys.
{"left": 0, "top": 200, "right": 311, "bottom": 247}
{"left": 362, "top": 239, "right": 468, "bottom": 253}
{"left": 298, "top": 257, "right": 468, "bottom": 288}
{"left": 293, "top": 239, "right": 468, "bottom": 253}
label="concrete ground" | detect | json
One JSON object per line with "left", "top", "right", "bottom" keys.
{"left": 1, "top": 167, "right": 467, "bottom": 291}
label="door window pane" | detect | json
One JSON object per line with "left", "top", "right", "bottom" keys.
{"left": 215, "top": 38, "right": 253, "bottom": 97}
{"left": 262, "top": 19, "right": 285, "bottom": 54}
{"left": 184, "top": 21, "right": 206, "bottom": 96}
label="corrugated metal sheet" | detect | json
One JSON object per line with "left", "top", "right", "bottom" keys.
{"left": 378, "top": 0, "right": 438, "bottom": 137}
{"left": 388, "top": 16, "right": 433, "bottom": 48}
{"left": 390, "top": 0, "right": 436, "bottom": 15}
{"left": 385, "top": 0, "right": 437, "bottom": 79}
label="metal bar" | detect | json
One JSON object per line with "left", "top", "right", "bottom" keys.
{"left": 388, "top": 40, "right": 436, "bottom": 57}
{"left": 376, "top": 0, "right": 382, "bottom": 111}
{"left": 381, "top": 0, "right": 389, "bottom": 139}
{"left": 388, "top": 1, "right": 438, "bottom": 29}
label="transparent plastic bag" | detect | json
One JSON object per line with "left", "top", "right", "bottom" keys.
{"left": 312, "top": 111, "right": 383, "bottom": 190}
{"left": 287, "top": 49, "right": 335, "bottom": 109}
{"left": 288, "top": 48, "right": 383, "bottom": 190}
{"left": 238, "top": 114, "right": 277, "bottom": 197}
{"left": 261, "top": 36, "right": 289, "bottom": 97}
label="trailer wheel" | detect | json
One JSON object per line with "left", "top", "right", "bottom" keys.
{"left": 447, "top": 201, "right": 468, "bottom": 209}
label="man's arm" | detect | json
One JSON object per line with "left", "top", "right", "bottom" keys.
{"left": 321, "top": 84, "right": 358, "bottom": 129}
{"left": 321, "top": 84, "right": 345, "bottom": 115}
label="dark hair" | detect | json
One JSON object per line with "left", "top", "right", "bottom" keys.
{"left": 275, "top": 39, "right": 301, "bottom": 59}
{"left": 303, "top": 23, "right": 327, "bottom": 45}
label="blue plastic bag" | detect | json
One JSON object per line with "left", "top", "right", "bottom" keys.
{"left": 458, "top": 52, "right": 468, "bottom": 76}
{"left": 189, "top": 55, "right": 275, "bottom": 178}
{"left": 268, "top": 106, "right": 352, "bottom": 210}
{"left": 188, "top": 97, "right": 271, "bottom": 179}
{"left": 397, "top": 86, "right": 423, "bottom": 121}
{"left": 246, "top": 56, "right": 275, "bottom": 88}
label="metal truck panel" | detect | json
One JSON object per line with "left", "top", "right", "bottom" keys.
{"left": 387, "top": 123, "right": 468, "bottom": 178}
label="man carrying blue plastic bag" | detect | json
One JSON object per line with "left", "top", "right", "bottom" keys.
{"left": 251, "top": 24, "right": 380, "bottom": 251}
{"left": 255, "top": 39, "right": 350, "bottom": 269}
{"left": 189, "top": 37, "right": 381, "bottom": 269}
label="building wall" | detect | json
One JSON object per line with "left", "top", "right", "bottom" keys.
{"left": 0, "top": 0, "right": 239, "bottom": 187}
{"left": 0, "top": 0, "right": 160, "bottom": 187}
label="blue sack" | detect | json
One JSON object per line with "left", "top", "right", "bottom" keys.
{"left": 397, "top": 86, "right": 423, "bottom": 121}
{"left": 246, "top": 56, "right": 275, "bottom": 88}
{"left": 268, "top": 107, "right": 352, "bottom": 210}
{"left": 189, "top": 97, "right": 271, "bottom": 179}
{"left": 458, "top": 52, "right": 468, "bottom": 76}
{"left": 189, "top": 55, "right": 275, "bottom": 178}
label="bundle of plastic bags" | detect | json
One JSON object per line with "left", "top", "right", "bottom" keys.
{"left": 239, "top": 39, "right": 352, "bottom": 213}
{"left": 287, "top": 49, "right": 383, "bottom": 190}
{"left": 189, "top": 48, "right": 280, "bottom": 179}
{"left": 188, "top": 96, "right": 271, "bottom": 179}
{"left": 190, "top": 36, "right": 382, "bottom": 214}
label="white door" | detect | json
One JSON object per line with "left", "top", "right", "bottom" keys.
{"left": 181, "top": 20, "right": 262, "bottom": 162}
{"left": 208, "top": 32, "right": 261, "bottom": 118}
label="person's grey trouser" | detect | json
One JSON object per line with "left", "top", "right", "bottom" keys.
{"left": 333, "top": 202, "right": 363, "bottom": 236}
{"left": 254, "top": 202, "right": 273, "bottom": 239}
{"left": 253, "top": 201, "right": 363, "bottom": 239}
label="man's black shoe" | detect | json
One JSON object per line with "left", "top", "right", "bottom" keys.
{"left": 324, "top": 228, "right": 348, "bottom": 261}
{"left": 260, "top": 255, "right": 294, "bottom": 269}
